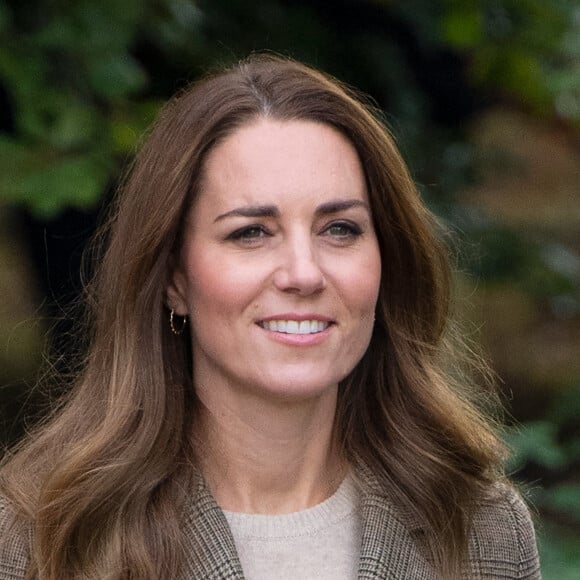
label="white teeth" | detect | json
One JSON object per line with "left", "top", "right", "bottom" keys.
{"left": 260, "top": 320, "right": 329, "bottom": 334}
{"left": 287, "top": 320, "right": 299, "bottom": 333}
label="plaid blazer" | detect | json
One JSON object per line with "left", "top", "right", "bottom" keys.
{"left": 0, "top": 467, "right": 541, "bottom": 579}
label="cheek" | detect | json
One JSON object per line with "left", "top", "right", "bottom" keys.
{"left": 339, "top": 252, "right": 381, "bottom": 314}
{"left": 184, "top": 254, "right": 265, "bottom": 318}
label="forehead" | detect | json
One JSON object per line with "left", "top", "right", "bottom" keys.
{"left": 194, "top": 118, "right": 368, "bottom": 213}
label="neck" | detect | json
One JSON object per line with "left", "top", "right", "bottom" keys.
{"left": 194, "top": 384, "right": 346, "bottom": 514}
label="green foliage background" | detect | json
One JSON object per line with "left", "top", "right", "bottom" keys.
{"left": 1, "top": 1, "right": 579, "bottom": 576}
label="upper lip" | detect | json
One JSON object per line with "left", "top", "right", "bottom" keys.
{"left": 258, "top": 313, "right": 334, "bottom": 323}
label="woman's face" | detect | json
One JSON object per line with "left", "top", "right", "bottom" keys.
{"left": 168, "top": 118, "right": 381, "bottom": 403}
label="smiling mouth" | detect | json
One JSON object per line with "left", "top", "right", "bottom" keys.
{"left": 258, "top": 320, "right": 331, "bottom": 334}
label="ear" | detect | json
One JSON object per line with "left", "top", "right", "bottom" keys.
{"left": 165, "top": 257, "right": 189, "bottom": 316}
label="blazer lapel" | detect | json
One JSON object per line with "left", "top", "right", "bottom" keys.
{"left": 357, "top": 466, "right": 437, "bottom": 580}
{"left": 180, "top": 474, "right": 245, "bottom": 580}
{"left": 179, "top": 465, "right": 438, "bottom": 580}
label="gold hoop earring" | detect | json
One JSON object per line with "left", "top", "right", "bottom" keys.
{"left": 170, "top": 309, "right": 187, "bottom": 335}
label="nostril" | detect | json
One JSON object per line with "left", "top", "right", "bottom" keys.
{"left": 272, "top": 254, "right": 326, "bottom": 295}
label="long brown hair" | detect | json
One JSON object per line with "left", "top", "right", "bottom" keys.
{"left": 0, "top": 54, "right": 505, "bottom": 579}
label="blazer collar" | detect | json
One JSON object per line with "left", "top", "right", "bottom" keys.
{"left": 180, "top": 473, "right": 245, "bottom": 579}
{"left": 355, "top": 462, "right": 436, "bottom": 579}
{"left": 180, "top": 467, "right": 436, "bottom": 579}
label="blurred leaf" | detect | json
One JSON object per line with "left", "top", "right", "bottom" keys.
{"left": 48, "top": 101, "right": 100, "bottom": 148}
{"left": 0, "top": 2, "right": 10, "bottom": 34}
{"left": 16, "top": 92, "right": 101, "bottom": 149}
{"left": 506, "top": 421, "right": 568, "bottom": 471}
{"left": 503, "top": 51, "right": 549, "bottom": 108}
{"left": 442, "top": 6, "right": 483, "bottom": 48}
{"left": 87, "top": 53, "right": 147, "bottom": 99}
{"left": 0, "top": 137, "right": 111, "bottom": 217}
{"left": 110, "top": 100, "right": 163, "bottom": 153}
{"left": 541, "top": 484, "right": 580, "bottom": 520}
{"left": 34, "top": 0, "right": 141, "bottom": 53}
{"left": 538, "top": 523, "right": 580, "bottom": 580}
{"left": 548, "top": 383, "right": 580, "bottom": 425}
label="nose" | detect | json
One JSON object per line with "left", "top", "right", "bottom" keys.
{"left": 273, "top": 235, "right": 326, "bottom": 295}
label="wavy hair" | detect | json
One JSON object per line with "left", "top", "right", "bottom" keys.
{"left": 0, "top": 54, "right": 505, "bottom": 579}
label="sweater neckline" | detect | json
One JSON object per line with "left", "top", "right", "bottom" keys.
{"left": 222, "top": 474, "right": 359, "bottom": 539}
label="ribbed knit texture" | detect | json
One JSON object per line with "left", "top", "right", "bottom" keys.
{"left": 223, "top": 475, "right": 362, "bottom": 580}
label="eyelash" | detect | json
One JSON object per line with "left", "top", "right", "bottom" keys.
{"left": 323, "top": 221, "right": 362, "bottom": 238}
{"left": 226, "top": 225, "right": 271, "bottom": 242}
{"left": 225, "top": 220, "right": 363, "bottom": 244}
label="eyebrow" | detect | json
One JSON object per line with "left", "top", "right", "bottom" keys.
{"left": 214, "top": 199, "right": 370, "bottom": 223}
{"left": 214, "top": 205, "right": 280, "bottom": 223}
{"left": 315, "top": 199, "right": 370, "bottom": 216}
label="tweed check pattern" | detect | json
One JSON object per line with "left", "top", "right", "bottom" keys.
{"left": 0, "top": 467, "right": 541, "bottom": 579}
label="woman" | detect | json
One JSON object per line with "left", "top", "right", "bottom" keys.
{"left": 0, "top": 55, "right": 540, "bottom": 579}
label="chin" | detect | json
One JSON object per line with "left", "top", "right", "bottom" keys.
{"left": 257, "top": 373, "right": 342, "bottom": 402}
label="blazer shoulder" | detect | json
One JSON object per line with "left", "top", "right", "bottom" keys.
{"left": 468, "top": 483, "right": 541, "bottom": 579}
{"left": 0, "top": 495, "right": 30, "bottom": 580}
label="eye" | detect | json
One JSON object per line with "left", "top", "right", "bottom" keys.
{"left": 226, "top": 224, "right": 271, "bottom": 243}
{"left": 323, "top": 221, "right": 363, "bottom": 239}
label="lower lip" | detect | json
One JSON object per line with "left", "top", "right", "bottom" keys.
{"left": 257, "top": 324, "right": 333, "bottom": 346}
